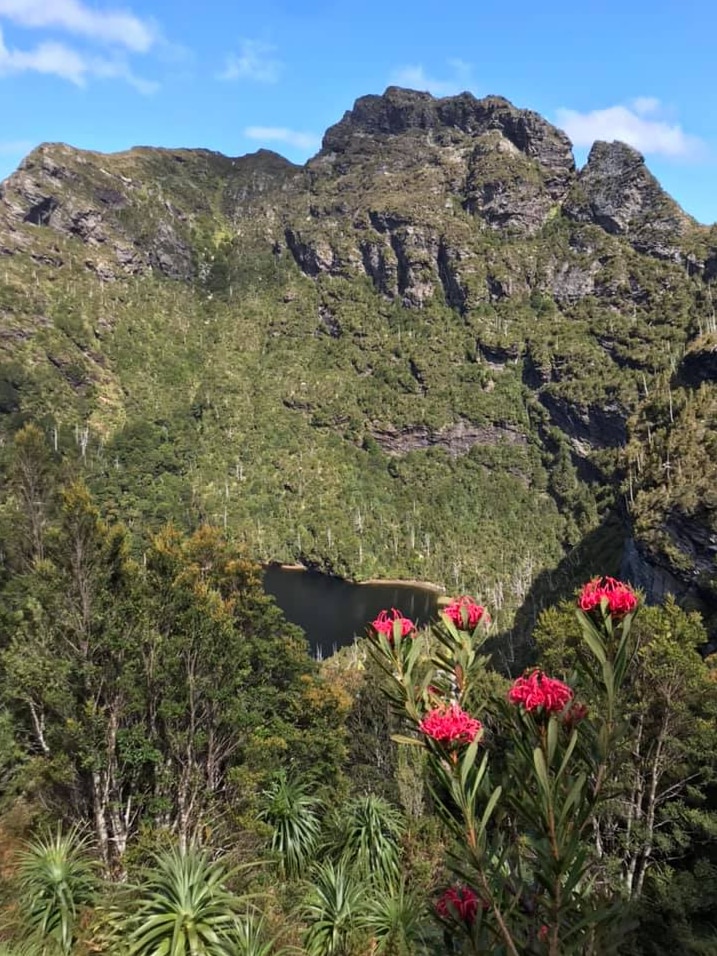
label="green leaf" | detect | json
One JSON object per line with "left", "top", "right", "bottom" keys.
{"left": 390, "top": 734, "right": 424, "bottom": 747}
{"left": 480, "top": 784, "right": 502, "bottom": 833}
{"left": 547, "top": 715, "right": 558, "bottom": 766}
{"left": 556, "top": 726, "right": 579, "bottom": 782}
{"left": 576, "top": 613, "right": 608, "bottom": 666}
{"left": 533, "top": 746, "right": 551, "bottom": 800}
{"left": 558, "top": 772, "right": 587, "bottom": 830}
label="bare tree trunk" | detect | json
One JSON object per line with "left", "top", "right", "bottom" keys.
{"left": 92, "top": 770, "right": 111, "bottom": 874}
{"left": 624, "top": 713, "right": 645, "bottom": 896}
{"left": 634, "top": 722, "right": 667, "bottom": 898}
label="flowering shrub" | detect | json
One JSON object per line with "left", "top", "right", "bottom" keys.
{"left": 371, "top": 608, "right": 415, "bottom": 643}
{"left": 419, "top": 702, "right": 482, "bottom": 747}
{"left": 508, "top": 670, "right": 573, "bottom": 715}
{"left": 436, "top": 885, "right": 482, "bottom": 925}
{"left": 368, "top": 585, "right": 642, "bottom": 955}
{"left": 443, "top": 595, "right": 489, "bottom": 631}
{"left": 578, "top": 576, "right": 638, "bottom": 618}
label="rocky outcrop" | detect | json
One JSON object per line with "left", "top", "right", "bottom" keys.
{"left": 0, "top": 144, "right": 297, "bottom": 282}
{"left": 463, "top": 132, "right": 564, "bottom": 234}
{"left": 538, "top": 391, "right": 627, "bottom": 450}
{"left": 321, "top": 87, "right": 575, "bottom": 180}
{"left": 360, "top": 239, "right": 397, "bottom": 296}
{"left": 621, "top": 537, "right": 692, "bottom": 604}
{"left": 370, "top": 419, "right": 527, "bottom": 457}
{"left": 284, "top": 228, "right": 340, "bottom": 277}
{"left": 622, "top": 505, "right": 717, "bottom": 608}
{"left": 0, "top": 145, "right": 197, "bottom": 279}
{"left": 565, "top": 141, "right": 694, "bottom": 260}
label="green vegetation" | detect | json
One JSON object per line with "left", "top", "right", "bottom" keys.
{"left": 16, "top": 826, "right": 96, "bottom": 954}
{"left": 0, "top": 90, "right": 716, "bottom": 952}
{"left": 0, "top": 122, "right": 714, "bottom": 625}
{"left": 0, "top": 431, "right": 713, "bottom": 953}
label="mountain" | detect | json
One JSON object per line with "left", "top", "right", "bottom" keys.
{"left": 1, "top": 86, "right": 716, "bottom": 626}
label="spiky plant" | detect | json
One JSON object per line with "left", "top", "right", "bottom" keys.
{"left": 363, "top": 879, "right": 429, "bottom": 955}
{"left": 124, "top": 845, "right": 245, "bottom": 956}
{"left": 234, "top": 914, "right": 298, "bottom": 956}
{"left": 0, "top": 944, "right": 52, "bottom": 955}
{"left": 257, "top": 773, "right": 321, "bottom": 880}
{"left": 303, "top": 861, "right": 369, "bottom": 956}
{"left": 332, "top": 795, "right": 405, "bottom": 888}
{"left": 16, "top": 824, "right": 97, "bottom": 955}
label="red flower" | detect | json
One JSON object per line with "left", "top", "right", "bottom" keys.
{"left": 436, "top": 885, "right": 483, "bottom": 925}
{"left": 578, "top": 577, "right": 638, "bottom": 618}
{"left": 419, "top": 703, "right": 482, "bottom": 746}
{"left": 443, "top": 596, "right": 490, "bottom": 630}
{"left": 372, "top": 608, "right": 415, "bottom": 643}
{"left": 508, "top": 670, "right": 573, "bottom": 715}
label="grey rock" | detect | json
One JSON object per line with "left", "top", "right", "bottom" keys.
{"left": 538, "top": 390, "right": 627, "bottom": 450}
{"left": 565, "top": 141, "right": 693, "bottom": 259}
{"left": 370, "top": 419, "right": 527, "bottom": 457}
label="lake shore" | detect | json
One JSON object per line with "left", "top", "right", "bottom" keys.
{"left": 358, "top": 577, "right": 445, "bottom": 593}
{"left": 265, "top": 562, "right": 445, "bottom": 593}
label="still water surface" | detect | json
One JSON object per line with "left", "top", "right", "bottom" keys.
{"left": 263, "top": 566, "right": 441, "bottom": 657}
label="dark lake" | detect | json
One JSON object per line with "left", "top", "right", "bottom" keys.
{"left": 263, "top": 566, "right": 442, "bottom": 657}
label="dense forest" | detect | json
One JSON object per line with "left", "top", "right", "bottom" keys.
{"left": 0, "top": 425, "right": 714, "bottom": 954}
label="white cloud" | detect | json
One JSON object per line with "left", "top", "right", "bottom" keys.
{"left": 0, "top": 0, "right": 155, "bottom": 52}
{"left": 218, "top": 39, "right": 281, "bottom": 83}
{"left": 0, "top": 27, "right": 86, "bottom": 82}
{"left": 555, "top": 99, "right": 703, "bottom": 159}
{"left": 631, "top": 96, "right": 660, "bottom": 116}
{"left": 0, "top": 25, "right": 156, "bottom": 90}
{"left": 390, "top": 58, "right": 473, "bottom": 96}
{"left": 244, "top": 126, "right": 320, "bottom": 151}
{"left": 88, "top": 56, "right": 157, "bottom": 94}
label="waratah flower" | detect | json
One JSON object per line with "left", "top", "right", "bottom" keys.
{"left": 372, "top": 608, "right": 415, "bottom": 643}
{"left": 435, "top": 885, "right": 483, "bottom": 925}
{"left": 508, "top": 670, "right": 573, "bottom": 715}
{"left": 419, "top": 702, "right": 482, "bottom": 746}
{"left": 578, "top": 576, "right": 638, "bottom": 618}
{"left": 443, "top": 595, "right": 490, "bottom": 630}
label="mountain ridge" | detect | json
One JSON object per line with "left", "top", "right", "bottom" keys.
{"left": 0, "top": 86, "right": 716, "bottom": 625}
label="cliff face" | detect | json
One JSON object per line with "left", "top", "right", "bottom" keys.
{"left": 565, "top": 140, "right": 695, "bottom": 260}
{"left": 0, "top": 86, "right": 715, "bottom": 607}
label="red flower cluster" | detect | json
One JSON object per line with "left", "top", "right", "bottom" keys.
{"left": 435, "top": 885, "right": 483, "bottom": 925}
{"left": 508, "top": 670, "right": 574, "bottom": 715}
{"left": 419, "top": 703, "right": 483, "bottom": 746}
{"left": 578, "top": 576, "right": 638, "bottom": 618}
{"left": 372, "top": 608, "right": 415, "bottom": 643}
{"left": 443, "top": 595, "right": 489, "bottom": 630}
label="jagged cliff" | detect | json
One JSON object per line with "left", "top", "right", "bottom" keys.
{"left": 1, "top": 87, "right": 715, "bottom": 614}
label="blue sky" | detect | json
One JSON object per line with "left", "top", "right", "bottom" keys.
{"left": 0, "top": 0, "right": 715, "bottom": 222}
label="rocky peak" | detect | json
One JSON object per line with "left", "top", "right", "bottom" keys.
{"left": 0, "top": 141, "right": 299, "bottom": 280}
{"left": 565, "top": 140, "right": 693, "bottom": 259}
{"left": 321, "top": 86, "right": 575, "bottom": 177}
